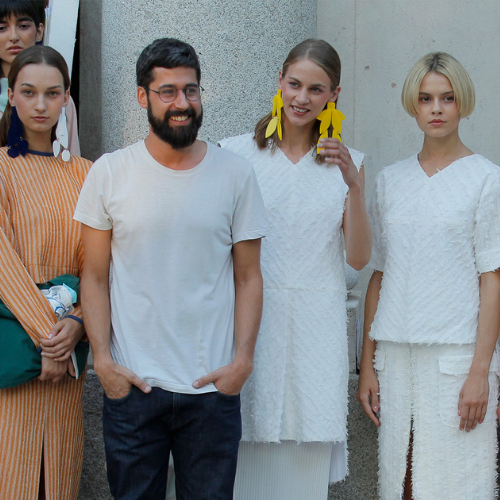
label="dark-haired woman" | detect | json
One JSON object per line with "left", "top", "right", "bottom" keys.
{"left": 220, "top": 39, "right": 371, "bottom": 499}
{"left": 0, "top": 0, "right": 81, "bottom": 155}
{"left": 0, "top": 45, "right": 91, "bottom": 499}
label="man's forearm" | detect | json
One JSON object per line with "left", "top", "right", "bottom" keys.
{"left": 233, "top": 272, "right": 263, "bottom": 372}
{"left": 81, "top": 275, "right": 113, "bottom": 366}
{"left": 80, "top": 225, "right": 114, "bottom": 370}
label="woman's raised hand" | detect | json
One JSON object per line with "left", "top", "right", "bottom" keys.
{"left": 318, "top": 138, "right": 362, "bottom": 189}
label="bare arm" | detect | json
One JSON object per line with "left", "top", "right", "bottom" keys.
{"left": 343, "top": 166, "right": 372, "bottom": 270}
{"left": 357, "top": 270, "right": 383, "bottom": 426}
{"left": 459, "top": 270, "right": 500, "bottom": 431}
{"left": 193, "top": 238, "right": 263, "bottom": 394}
{"left": 80, "top": 224, "right": 150, "bottom": 398}
{"left": 317, "top": 138, "right": 372, "bottom": 270}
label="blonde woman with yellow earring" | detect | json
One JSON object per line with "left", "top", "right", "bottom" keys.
{"left": 220, "top": 39, "right": 372, "bottom": 500}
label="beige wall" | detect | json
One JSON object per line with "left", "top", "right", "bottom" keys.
{"left": 318, "top": 0, "right": 500, "bottom": 189}
{"left": 318, "top": 0, "right": 500, "bottom": 294}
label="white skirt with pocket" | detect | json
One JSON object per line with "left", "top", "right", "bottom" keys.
{"left": 375, "top": 341, "right": 499, "bottom": 500}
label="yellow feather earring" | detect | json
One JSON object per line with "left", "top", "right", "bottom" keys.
{"left": 265, "top": 89, "right": 284, "bottom": 140}
{"left": 316, "top": 102, "right": 345, "bottom": 154}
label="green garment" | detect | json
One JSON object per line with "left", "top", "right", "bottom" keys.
{"left": 0, "top": 78, "right": 8, "bottom": 114}
{"left": 0, "top": 274, "right": 88, "bottom": 389}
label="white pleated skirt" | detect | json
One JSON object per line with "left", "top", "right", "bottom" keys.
{"left": 233, "top": 440, "right": 347, "bottom": 500}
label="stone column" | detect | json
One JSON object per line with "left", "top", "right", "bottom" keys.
{"left": 79, "top": 0, "right": 317, "bottom": 161}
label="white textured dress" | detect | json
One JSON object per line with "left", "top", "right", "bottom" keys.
{"left": 369, "top": 154, "right": 500, "bottom": 500}
{"left": 220, "top": 133, "right": 364, "bottom": 499}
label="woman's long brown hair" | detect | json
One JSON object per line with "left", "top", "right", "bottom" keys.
{"left": 0, "top": 45, "right": 70, "bottom": 147}
{"left": 254, "top": 39, "right": 341, "bottom": 163}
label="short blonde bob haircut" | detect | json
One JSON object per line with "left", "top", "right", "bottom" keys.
{"left": 401, "top": 52, "right": 475, "bottom": 118}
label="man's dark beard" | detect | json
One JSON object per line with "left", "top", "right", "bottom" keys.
{"left": 147, "top": 101, "right": 203, "bottom": 150}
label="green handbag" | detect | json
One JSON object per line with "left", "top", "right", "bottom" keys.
{"left": 0, "top": 274, "right": 89, "bottom": 389}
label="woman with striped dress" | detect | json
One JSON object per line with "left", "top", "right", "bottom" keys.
{"left": 0, "top": 45, "right": 91, "bottom": 499}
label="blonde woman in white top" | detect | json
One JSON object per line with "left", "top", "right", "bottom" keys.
{"left": 358, "top": 52, "right": 500, "bottom": 500}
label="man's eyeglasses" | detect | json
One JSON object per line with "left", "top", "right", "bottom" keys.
{"left": 146, "top": 85, "right": 204, "bottom": 103}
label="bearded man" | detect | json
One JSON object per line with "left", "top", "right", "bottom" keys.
{"left": 74, "top": 38, "right": 267, "bottom": 500}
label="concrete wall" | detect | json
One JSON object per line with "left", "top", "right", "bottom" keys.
{"left": 318, "top": 0, "right": 500, "bottom": 191}
{"left": 80, "top": 0, "right": 317, "bottom": 161}
{"left": 318, "top": 0, "right": 500, "bottom": 299}
{"left": 319, "top": 0, "right": 500, "bottom": 297}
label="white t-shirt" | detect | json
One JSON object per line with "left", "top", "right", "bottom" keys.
{"left": 369, "top": 154, "right": 500, "bottom": 345}
{"left": 74, "top": 140, "right": 268, "bottom": 394}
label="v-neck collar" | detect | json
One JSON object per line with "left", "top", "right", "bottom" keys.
{"left": 276, "top": 145, "right": 315, "bottom": 166}
{"left": 416, "top": 153, "right": 477, "bottom": 179}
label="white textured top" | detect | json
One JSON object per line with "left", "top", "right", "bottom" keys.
{"left": 220, "top": 133, "right": 364, "bottom": 442}
{"left": 369, "top": 154, "right": 500, "bottom": 345}
{"left": 75, "top": 141, "right": 268, "bottom": 394}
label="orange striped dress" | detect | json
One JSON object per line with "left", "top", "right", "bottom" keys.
{"left": 0, "top": 147, "right": 91, "bottom": 500}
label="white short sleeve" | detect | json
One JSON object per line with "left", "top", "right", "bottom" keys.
{"left": 474, "top": 170, "right": 500, "bottom": 273}
{"left": 368, "top": 173, "right": 386, "bottom": 272}
{"left": 74, "top": 157, "right": 113, "bottom": 230}
{"left": 348, "top": 147, "right": 365, "bottom": 172}
{"left": 232, "top": 167, "right": 268, "bottom": 244}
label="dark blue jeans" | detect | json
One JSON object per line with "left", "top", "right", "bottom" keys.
{"left": 103, "top": 386, "right": 241, "bottom": 500}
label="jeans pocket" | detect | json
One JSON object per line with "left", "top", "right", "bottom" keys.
{"left": 215, "top": 390, "right": 240, "bottom": 401}
{"left": 104, "top": 385, "right": 135, "bottom": 405}
{"left": 438, "top": 352, "right": 499, "bottom": 427}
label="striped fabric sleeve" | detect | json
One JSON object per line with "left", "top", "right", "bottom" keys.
{"left": 0, "top": 181, "right": 56, "bottom": 346}
{"left": 71, "top": 304, "right": 82, "bottom": 320}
